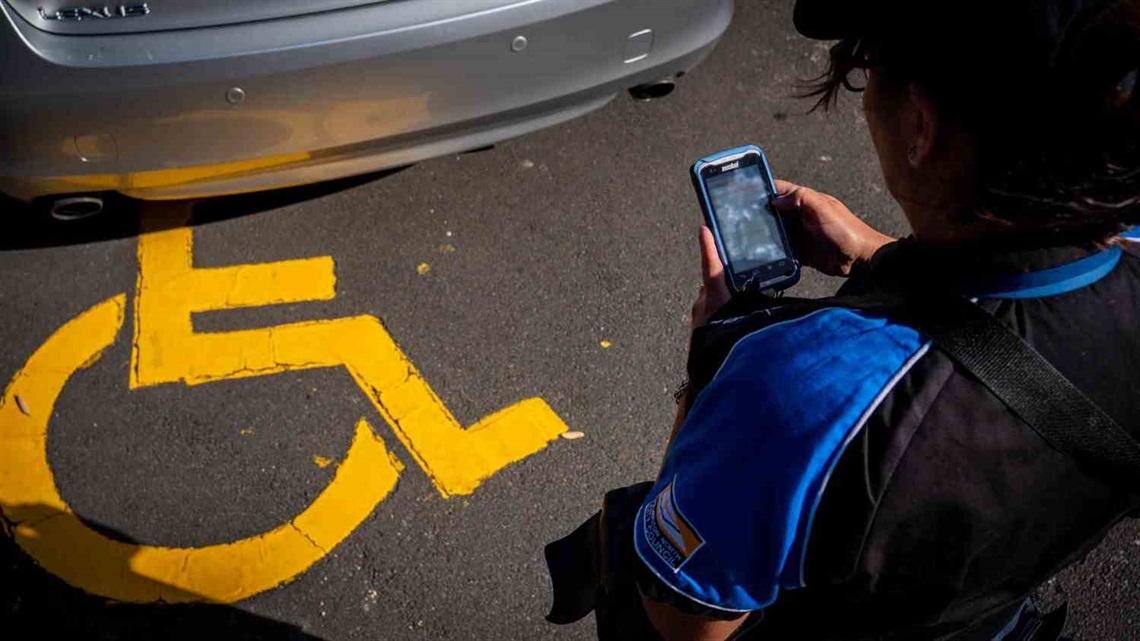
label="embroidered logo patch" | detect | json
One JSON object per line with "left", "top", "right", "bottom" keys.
{"left": 642, "top": 478, "right": 705, "bottom": 571}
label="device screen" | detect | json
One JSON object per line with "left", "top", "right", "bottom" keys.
{"left": 704, "top": 161, "right": 787, "bottom": 275}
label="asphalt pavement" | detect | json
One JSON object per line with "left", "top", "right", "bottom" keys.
{"left": 1, "top": 2, "right": 1138, "bottom": 639}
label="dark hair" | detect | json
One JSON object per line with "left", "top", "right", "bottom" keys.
{"left": 803, "top": 2, "right": 1140, "bottom": 233}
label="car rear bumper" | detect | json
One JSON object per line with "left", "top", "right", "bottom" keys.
{"left": 0, "top": 0, "right": 732, "bottom": 202}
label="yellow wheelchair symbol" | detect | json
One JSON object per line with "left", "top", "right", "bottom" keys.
{"left": 0, "top": 203, "right": 567, "bottom": 603}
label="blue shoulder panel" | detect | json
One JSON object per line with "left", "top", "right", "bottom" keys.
{"left": 634, "top": 308, "right": 928, "bottom": 612}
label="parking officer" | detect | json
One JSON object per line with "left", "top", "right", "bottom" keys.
{"left": 544, "top": 1, "right": 1139, "bottom": 640}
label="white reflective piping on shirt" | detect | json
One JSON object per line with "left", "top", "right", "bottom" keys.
{"left": 632, "top": 309, "right": 842, "bottom": 615}
{"left": 795, "top": 340, "right": 933, "bottom": 585}
{"left": 704, "top": 309, "right": 936, "bottom": 593}
{"left": 632, "top": 504, "right": 756, "bottom": 613}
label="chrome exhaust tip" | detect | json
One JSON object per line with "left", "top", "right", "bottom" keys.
{"left": 628, "top": 78, "right": 676, "bottom": 102}
{"left": 49, "top": 196, "right": 104, "bottom": 221}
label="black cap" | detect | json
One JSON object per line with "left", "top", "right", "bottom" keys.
{"left": 793, "top": 0, "right": 873, "bottom": 40}
{"left": 792, "top": 0, "right": 1130, "bottom": 58}
{"left": 792, "top": 0, "right": 1138, "bottom": 121}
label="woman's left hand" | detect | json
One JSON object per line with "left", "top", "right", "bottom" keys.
{"left": 690, "top": 226, "right": 732, "bottom": 331}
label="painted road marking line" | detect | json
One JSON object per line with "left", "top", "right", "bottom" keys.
{"left": 131, "top": 205, "right": 567, "bottom": 496}
{"left": 0, "top": 296, "right": 402, "bottom": 603}
{"left": 0, "top": 201, "right": 569, "bottom": 603}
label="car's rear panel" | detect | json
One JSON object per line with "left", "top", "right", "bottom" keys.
{"left": 0, "top": 0, "right": 733, "bottom": 201}
{"left": 6, "top": 0, "right": 392, "bottom": 35}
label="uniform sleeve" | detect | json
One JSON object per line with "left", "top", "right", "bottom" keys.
{"left": 633, "top": 308, "right": 926, "bottom": 614}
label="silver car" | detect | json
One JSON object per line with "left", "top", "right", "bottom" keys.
{"left": 0, "top": 0, "right": 732, "bottom": 217}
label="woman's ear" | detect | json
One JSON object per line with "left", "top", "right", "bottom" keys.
{"left": 905, "top": 84, "right": 939, "bottom": 168}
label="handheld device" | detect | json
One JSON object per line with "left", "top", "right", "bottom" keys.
{"left": 690, "top": 145, "right": 799, "bottom": 294}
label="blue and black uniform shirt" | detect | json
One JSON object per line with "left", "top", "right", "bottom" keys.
{"left": 634, "top": 231, "right": 1140, "bottom": 639}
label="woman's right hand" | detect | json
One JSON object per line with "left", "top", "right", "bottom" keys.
{"left": 772, "top": 179, "right": 895, "bottom": 277}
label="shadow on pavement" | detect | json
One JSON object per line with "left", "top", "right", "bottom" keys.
{"left": 0, "top": 166, "right": 408, "bottom": 252}
{"left": 0, "top": 503, "right": 324, "bottom": 640}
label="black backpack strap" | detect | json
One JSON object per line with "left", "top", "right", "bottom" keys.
{"left": 711, "top": 289, "right": 1140, "bottom": 484}
{"left": 907, "top": 295, "right": 1140, "bottom": 484}
{"left": 826, "top": 291, "right": 1140, "bottom": 485}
